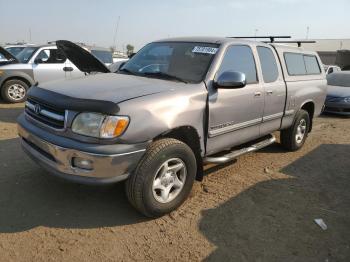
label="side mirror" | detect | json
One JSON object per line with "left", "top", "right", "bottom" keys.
{"left": 214, "top": 71, "right": 246, "bottom": 89}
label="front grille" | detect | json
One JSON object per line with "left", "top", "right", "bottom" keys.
{"left": 25, "top": 98, "right": 66, "bottom": 129}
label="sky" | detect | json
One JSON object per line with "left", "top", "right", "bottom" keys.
{"left": 0, "top": 0, "right": 349, "bottom": 51}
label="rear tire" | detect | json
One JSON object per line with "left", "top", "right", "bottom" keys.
{"left": 280, "top": 109, "right": 310, "bottom": 151}
{"left": 1, "top": 79, "right": 29, "bottom": 103}
{"left": 126, "top": 138, "right": 197, "bottom": 218}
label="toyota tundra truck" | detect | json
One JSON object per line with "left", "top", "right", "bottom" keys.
{"left": 17, "top": 37, "right": 327, "bottom": 217}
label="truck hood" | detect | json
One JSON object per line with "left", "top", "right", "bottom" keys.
{"left": 56, "top": 40, "right": 110, "bottom": 73}
{"left": 0, "top": 46, "right": 19, "bottom": 65}
{"left": 39, "top": 72, "right": 186, "bottom": 104}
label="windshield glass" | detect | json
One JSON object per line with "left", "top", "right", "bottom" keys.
{"left": 16, "top": 47, "right": 38, "bottom": 63}
{"left": 119, "top": 42, "right": 219, "bottom": 83}
{"left": 6, "top": 47, "right": 26, "bottom": 57}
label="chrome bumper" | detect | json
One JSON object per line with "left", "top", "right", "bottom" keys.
{"left": 18, "top": 124, "right": 146, "bottom": 185}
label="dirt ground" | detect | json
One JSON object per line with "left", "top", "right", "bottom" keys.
{"left": 0, "top": 102, "right": 349, "bottom": 262}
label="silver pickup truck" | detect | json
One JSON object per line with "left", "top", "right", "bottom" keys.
{"left": 17, "top": 37, "right": 327, "bottom": 217}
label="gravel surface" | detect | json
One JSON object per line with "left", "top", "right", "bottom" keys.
{"left": 0, "top": 102, "right": 349, "bottom": 261}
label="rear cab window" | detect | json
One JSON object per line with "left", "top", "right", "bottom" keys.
{"left": 257, "top": 46, "right": 279, "bottom": 83}
{"left": 284, "top": 52, "right": 321, "bottom": 76}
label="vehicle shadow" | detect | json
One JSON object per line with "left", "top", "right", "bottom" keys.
{"left": 0, "top": 138, "right": 147, "bottom": 233}
{"left": 199, "top": 144, "right": 350, "bottom": 261}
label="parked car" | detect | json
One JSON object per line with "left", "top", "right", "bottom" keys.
{"left": 0, "top": 43, "right": 113, "bottom": 103}
{"left": 17, "top": 38, "right": 327, "bottom": 217}
{"left": 324, "top": 65, "right": 341, "bottom": 75}
{"left": 324, "top": 72, "right": 350, "bottom": 116}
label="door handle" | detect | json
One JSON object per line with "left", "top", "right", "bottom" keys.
{"left": 254, "top": 92, "right": 262, "bottom": 97}
{"left": 266, "top": 90, "right": 273, "bottom": 95}
{"left": 63, "top": 67, "right": 73, "bottom": 72}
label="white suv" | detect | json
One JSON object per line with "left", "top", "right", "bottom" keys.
{"left": 0, "top": 43, "right": 112, "bottom": 103}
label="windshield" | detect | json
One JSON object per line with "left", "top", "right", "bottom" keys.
{"left": 16, "top": 47, "right": 38, "bottom": 63}
{"left": 6, "top": 47, "right": 26, "bottom": 57}
{"left": 119, "top": 42, "right": 219, "bottom": 83}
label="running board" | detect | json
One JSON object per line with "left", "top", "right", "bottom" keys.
{"left": 204, "top": 134, "right": 276, "bottom": 164}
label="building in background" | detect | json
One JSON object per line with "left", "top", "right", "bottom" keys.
{"left": 298, "top": 39, "right": 350, "bottom": 67}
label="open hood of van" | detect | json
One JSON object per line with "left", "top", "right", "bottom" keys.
{"left": 0, "top": 46, "right": 19, "bottom": 65}
{"left": 56, "top": 40, "right": 110, "bottom": 73}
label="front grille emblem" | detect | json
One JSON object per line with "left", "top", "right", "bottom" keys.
{"left": 34, "top": 104, "right": 41, "bottom": 115}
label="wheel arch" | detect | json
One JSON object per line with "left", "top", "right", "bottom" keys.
{"left": 0, "top": 71, "right": 35, "bottom": 91}
{"left": 154, "top": 125, "right": 204, "bottom": 181}
{"left": 300, "top": 100, "right": 315, "bottom": 132}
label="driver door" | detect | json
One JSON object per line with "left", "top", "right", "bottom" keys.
{"left": 32, "top": 48, "right": 67, "bottom": 84}
{"left": 206, "top": 45, "right": 264, "bottom": 155}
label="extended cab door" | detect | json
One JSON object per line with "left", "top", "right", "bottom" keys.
{"left": 256, "top": 46, "right": 286, "bottom": 135}
{"left": 206, "top": 45, "right": 264, "bottom": 155}
{"left": 31, "top": 47, "right": 67, "bottom": 84}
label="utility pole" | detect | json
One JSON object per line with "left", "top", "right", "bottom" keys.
{"left": 306, "top": 26, "right": 310, "bottom": 39}
{"left": 29, "top": 28, "right": 32, "bottom": 43}
{"left": 113, "top": 16, "right": 121, "bottom": 51}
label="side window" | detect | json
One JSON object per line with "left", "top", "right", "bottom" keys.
{"left": 218, "top": 45, "right": 258, "bottom": 84}
{"left": 35, "top": 49, "right": 66, "bottom": 64}
{"left": 257, "top": 46, "right": 279, "bottom": 83}
{"left": 284, "top": 53, "right": 321, "bottom": 76}
{"left": 304, "top": 55, "right": 321, "bottom": 74}
{"left": 284, "top": 53, "right": 306, "bottom": 75}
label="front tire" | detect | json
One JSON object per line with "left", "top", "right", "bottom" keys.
{"left": 280, "top": 109, "right": 310, "bottom": 151}
{"left": 1, "top": 79, "right": 29, "bottom": 103}
{"left": 126, "top": 138, "right": 197, "bottom": 218}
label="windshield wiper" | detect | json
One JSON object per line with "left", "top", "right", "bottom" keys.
{"left": 142, "top": 72, "right": 188, "bottom": 84}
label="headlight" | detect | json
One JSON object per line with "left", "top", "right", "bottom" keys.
{"left": 343, "top": 97, "right": 350, "bottom": 103}
{"left": 71, "top": 113, "right": 129, "bottom": 138}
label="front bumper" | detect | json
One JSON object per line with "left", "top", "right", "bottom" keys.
{"left": 324, "top": 101, "right": 350, "bottom": 116}
{"left": 18, "top": 114, "right": 147, "bottom": 185}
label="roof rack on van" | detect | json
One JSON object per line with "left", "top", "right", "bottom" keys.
{"left": 228, "top": 36, "right": 291, "bottom": 43}
{"left": 267, "top": 40, "right": 316, "bottom": 47}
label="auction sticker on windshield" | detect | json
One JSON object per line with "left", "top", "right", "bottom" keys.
{"left": 192, "top": 46, "right": 218, "bottom": 54}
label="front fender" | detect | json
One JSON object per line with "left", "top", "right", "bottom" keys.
{"left": 117, "top": 84, "right": 208, "bottom": 154}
